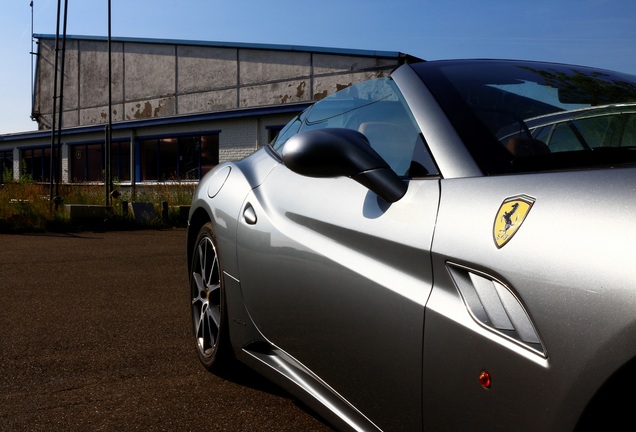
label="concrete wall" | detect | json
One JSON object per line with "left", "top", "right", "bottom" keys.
{"left": 33, "top": 36, "right": 403, "bottom": 131}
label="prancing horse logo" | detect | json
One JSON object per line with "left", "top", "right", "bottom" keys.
{"left": 493, "top": 195, "right": 535, "bottom": 248}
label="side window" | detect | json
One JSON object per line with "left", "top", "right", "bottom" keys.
{"left": 571, "top": 116, "right": 612, "bottom": 148}
{"left": 533, "top": 113, "right": 632, "bottom": 152}
{"left": 547, "top": 123, "right": 584, "bottom": 152}
{"left": 271, "top": 113, "right": 304, "bottom": 150}
{"left": 273, "top": 78, "right": 437, "bottom": 177}
{"left": 622, "top": 114, "right": 636, "bottom": 147}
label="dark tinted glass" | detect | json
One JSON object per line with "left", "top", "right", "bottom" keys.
{"left": 416, "top": 60, "right": 636, "bottom": 173}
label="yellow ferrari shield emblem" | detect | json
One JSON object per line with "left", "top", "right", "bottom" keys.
{"left": 494, "top": 195, "right": 535, "bottom": 248}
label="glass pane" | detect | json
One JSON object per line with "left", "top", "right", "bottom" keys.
{"left": 43, "top": 147, "right": 51, "bottom": 182}
{"left": 571, "top": 116, "right": 612, "bottom": 148}
{"left": 179, "top": 136, "right": 199, "bottom": 180}
{"left": 71, "top": 145, "right": 87, "bottom": 181}
{"left": 141, "top": 139, "right": 158, "bottom": 181}
{"left": 159, "top": 138, "right": 178, "bottom": 181}
{"left": 22, "top": 148, "right": 49, "bottom": 181}
{"left": 32, "top": 150, "right": 43, "bottom": 181}
{"left": 289, "top": 78, "right": 433, "bottom": 176}
{"left": 22, "top": 149, "right": 34, "bottom": 180}
{"left": 418, "top": 60, "right": 636, "bottom": 172}
{"left": 548, "top": 123, "right": 583, "bottom": 152}
{"left": 272, "top": 114, "right": 303, "bottom": 151}
{"left": 200, "top": 134, "right": 219, "bottom": 177}
{"left": 87, "top": 144, "right": 104, "bottom": 181}
{"left": 0, "top": 150, "right": 12, "bottom": 182}
{"left": 115, "top": 141, "right": 131, "bottom": 181}
{"left": 621, "top": 114, "right": 636, "bottom": 147}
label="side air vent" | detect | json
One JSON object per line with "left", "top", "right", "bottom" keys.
{"left": 447, "top": 262, "right": 546, "bottom": 357}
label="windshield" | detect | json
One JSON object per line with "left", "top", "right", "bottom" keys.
{"left": 415, "top": 60, "right": 636, "bottom": 173}
{"left": 272, "top": 78, "right": 438, "bottom": 177}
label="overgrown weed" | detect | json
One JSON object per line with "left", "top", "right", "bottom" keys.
{"left": 0, "top": 180, "right": 196, "bottom": 233}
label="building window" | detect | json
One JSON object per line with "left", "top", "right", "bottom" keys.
{"left": 21, "top": 147, "right": 52, "bottom": 182}
{"left": 111, "top": 141, "right": 131, "bottom": 182}
{"left": 67, "top": 133, "right": 220, "bottom": 183}
{"left": 139, "top": 133, "right": 219, "bottom": 181}
{"left": 71, "top": 143, "right": 103, "bottom": 182}
{"left": 0, "top": 150, "right": 12, "bottom": 182}
{"left": 70, "top": 141, "right": 130, "bottom": 183}
{"left": 199, "top": 134, "right": 219, "bottom": 177}
{"left": 267, "top": 125, "right": 285, "bottom": 145}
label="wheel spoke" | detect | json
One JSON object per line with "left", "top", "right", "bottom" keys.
{"left": 205, "top": 254, "right": 218, "bottom": 287}
{"left": 192, "top": 272, "right": 205, "bottom": 303}
{"left": 196, "top": 302, "right": 207, "bottom": 350}
{"left": 198, "top": 242, "right": 207, "bottom": 281}
{"left": 204, "top": 307, "right": 217, "bottom": 349}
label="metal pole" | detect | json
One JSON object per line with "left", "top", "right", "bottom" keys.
{"left": 54, "top": 0, "right": 68, "bottom": 209}
{"left": 30, "top": 2, "right": 34, "bottom": 112}
{"left": 105, "top": 0, "right": 112, "bottom": 206}
{"left": 49, "top": 0, "right": 61, "bottom": 207}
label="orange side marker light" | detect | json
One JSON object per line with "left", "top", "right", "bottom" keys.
{"left": 479, "top": 371, "right": 491, "bottom": 388}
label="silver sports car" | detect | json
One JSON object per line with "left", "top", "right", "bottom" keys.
{"left": 186, "top": 59, "right": 636, "bottom": 431}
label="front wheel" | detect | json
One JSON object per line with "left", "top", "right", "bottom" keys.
{"left": 190, "top": 222, "right": 231, "bottom": 370}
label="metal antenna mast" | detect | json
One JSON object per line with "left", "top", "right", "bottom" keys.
{"left": 105, "top": 0, "right": 113, "bottom": 206}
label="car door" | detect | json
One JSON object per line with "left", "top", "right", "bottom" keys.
{"left": 236, "top": 78, "right": 440, "bottom": 431}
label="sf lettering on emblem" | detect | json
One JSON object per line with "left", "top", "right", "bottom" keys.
{"left": 493, "top": 195, "right": 535, "bottom": 248}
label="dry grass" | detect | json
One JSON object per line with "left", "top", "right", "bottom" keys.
{"left": 0, "top": 181, "right": 196, "bottom": 233}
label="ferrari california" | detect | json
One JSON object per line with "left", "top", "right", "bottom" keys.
{"left": 187, "top": 59, "right": 636, "bottom": 431}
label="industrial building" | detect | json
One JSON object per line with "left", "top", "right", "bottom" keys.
{"left": 0, "top": 34, "right": 418, "bottom": 185}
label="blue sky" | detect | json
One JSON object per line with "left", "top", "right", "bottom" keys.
{"left": 1, "top": 0, "right": 635, "bottom": 134}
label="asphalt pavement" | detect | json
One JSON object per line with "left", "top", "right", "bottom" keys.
{"left": 0, "top": 229, "right": 333, "bottom": 431}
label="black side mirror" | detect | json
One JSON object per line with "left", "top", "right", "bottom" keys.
{"left": 282, "top": 128, "right": 407, "bottom": 203}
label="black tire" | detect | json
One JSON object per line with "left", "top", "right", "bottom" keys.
{"left": 190, "top": 222, "right": 232, "bottom": 371}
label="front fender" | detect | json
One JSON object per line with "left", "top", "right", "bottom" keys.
{"left": 187, "top": 148, "right": 279, "bottom": 278}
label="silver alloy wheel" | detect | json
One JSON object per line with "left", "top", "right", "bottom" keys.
{"left": 191, "top": 231, "right": 222, "bottom": 362}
